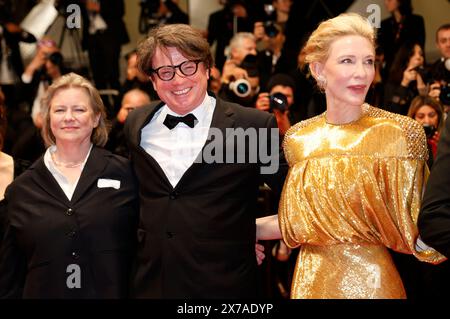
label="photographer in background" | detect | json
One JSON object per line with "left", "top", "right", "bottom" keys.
{"left": 0, "top": 0, "right": 36, "bottom": 111}
{"left": 20, "top": 37, "right": 63, "bottom": 127}
{"left": 253, "top": 4, "right": 297, "bottom": 91}
{"left": 207, "top": 0, "right": 256, "bottom": 71}
{"left": 219, "top": 53, "right": 261, "bottom": 108}
{"left": 220, "top": 33, "right": 260, "bottom": 107}
{"left": 383, "top": 42, "right": 426, "bottom": 115}
{"left": 79, "top": 0, "right": 129, "bottom": 114}
{"left": 221, "top": 32, "right": 257, "bottom": 77}
{"left": 407, "top": 95, "right": 445, "bottom": 168}
{"left": 255, "top": 73, "right": 296, "bottom": 136}
{"left": 429, "top": 23, "right": 450, "bottom": 115}
{"left": 8, "top": 37, "right": 63, "bottom": 164}
{"left": 139, "top": 0, "right": 188, "bottom": 34}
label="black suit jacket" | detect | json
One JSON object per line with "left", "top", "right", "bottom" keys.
{"left": 418, "top": 115, "right": 450, "bottom": 258}
{"left": 0, "top": 147, "right": 139, "bottom": 298}
{"left": 124, "top": 94, "right": 288, "bottom": 298}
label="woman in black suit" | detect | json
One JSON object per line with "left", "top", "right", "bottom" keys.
{"left": 0, "top": 73, "right": 139, "bottom": 298}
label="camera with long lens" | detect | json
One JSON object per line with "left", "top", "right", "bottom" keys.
{"left": 423, "top": 124, "right": 437, "bottom": 139}
{"left": 263, "top": 4, "right": 279, "bottom": 38}
{"left": 269, "top": 92, "right": 288, "bottom": 112}
{"left": 139, "top": 0, "right": 161, "bottom": 33}
{"left": 229, "top": 79, "right": 251, "bottom": 98}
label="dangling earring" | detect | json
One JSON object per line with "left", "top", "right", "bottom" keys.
{"left": 317, "top": 75, "right": 327, "bottom": 90}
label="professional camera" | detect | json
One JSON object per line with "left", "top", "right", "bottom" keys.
{"left": 423, "top": 124, "right": 437, "bottom": 139}
{"left": 47, "top": 51, "right": 64, "bottom": 68}
{"left": 229, "top": 79, "right": 251, "bottom": 98}
{"left": 413, "top": 66, "right": 433, "bottom": 84}
{"left": 269, "top": 92, "right": 288, "bottom": 112}
{"left": 263, "top": 4, "right": 279, "bottom": 38}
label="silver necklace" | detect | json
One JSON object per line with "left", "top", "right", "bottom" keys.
{"left": 51, "top": 152, "right": 84, "bottom": 168}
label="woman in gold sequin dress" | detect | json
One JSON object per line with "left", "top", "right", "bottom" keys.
{"left": 256, "top": 13, "right": 446, "bottom": 299}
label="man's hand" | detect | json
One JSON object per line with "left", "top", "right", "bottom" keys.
{"left": 255, "top": 92, "right": 270, "bottom": 111}
{"left": 221, "top": 60, "right": 248, "bottom": 85}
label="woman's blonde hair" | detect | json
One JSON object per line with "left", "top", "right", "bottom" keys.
{"left": 302, "top": 13, "right": 376, "bottom": 79}
{"left": 41, "top": 72, "right": 110, "bottom": 147}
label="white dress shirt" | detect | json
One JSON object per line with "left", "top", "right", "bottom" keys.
{"left": 44, "top": 144, "right": 93, "bottom": 201}
{"left": 140, "top": 93, "right": 216, "bottom": 188}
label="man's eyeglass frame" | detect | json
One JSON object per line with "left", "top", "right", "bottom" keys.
{"left": 150, "top": 60, "right": 203, "bottom": 81}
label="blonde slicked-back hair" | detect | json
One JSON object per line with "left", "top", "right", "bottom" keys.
{"left": 41, "top": 72, "right": 110, "bottom": 147}
{"left": 302, "top": 13, "right": 376, "bottom": 77}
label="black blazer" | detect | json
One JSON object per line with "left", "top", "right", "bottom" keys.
{"left": 124, "top": 94, "right": 288, "bottom": 298}
{"left": 418, "top": 115, "right": 450, "bottom": 258}
{"left": 0, "top": 147, "right": 139, "bottom": 298}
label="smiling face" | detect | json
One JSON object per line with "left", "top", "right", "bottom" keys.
{"left": 314, "top": 35, "right": 375, "bottom": 110}
{"left": 49, "top": 87, "right": 100, "bottom": 146}
{"left": 150, "top": 46, "right": 209, "bottom": 115}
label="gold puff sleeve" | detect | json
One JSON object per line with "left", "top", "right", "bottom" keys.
{"left": 279, "top": 105, "right": 446, "bottom": 264}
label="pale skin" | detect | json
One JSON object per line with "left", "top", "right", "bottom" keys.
{"left": 49, "top": 88, "right": 100, "bottom": 184}
{"left": 256, "top": 34, "right": 375, "bottom": 240}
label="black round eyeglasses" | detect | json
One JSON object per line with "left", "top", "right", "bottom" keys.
{"left": 150, "top": 60, "right": 203, "bottom": 81}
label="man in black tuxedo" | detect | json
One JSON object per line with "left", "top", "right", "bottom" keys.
{"left": 124, "top": 23, "right": 287, "bottom": 298}
{"left": 419, "top": 114, "right": 450, "bottom": 258}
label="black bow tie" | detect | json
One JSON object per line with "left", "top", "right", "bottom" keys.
{"left": 163, "top": 113, "right": 198, "bottom": 129}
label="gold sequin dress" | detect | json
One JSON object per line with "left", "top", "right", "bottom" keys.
{"left": 279, "top": 104, "right": 445, "bottom": 299}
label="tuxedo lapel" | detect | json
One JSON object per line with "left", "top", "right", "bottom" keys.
{"left": 131, "top": 101, "right": 165, "bottom": 146}
{"left": 129, "top": 101, "right": 174, "bottom": 189}
{"left": 205, "top": 97, "right": 236, "bottom": 148}
{"left": 30, "top": 158, "right": 70, "bottom": 206}
{"left": 70, "top": 147, "right": 109, "bottom": 203}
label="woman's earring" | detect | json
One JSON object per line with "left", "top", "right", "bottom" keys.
{"left": 317, "top": 75, "right": 327, "bottom": 89}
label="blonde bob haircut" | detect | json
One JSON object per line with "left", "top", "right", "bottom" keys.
{"left": 41, "top": 72, "right": 110, "bottom": 147}
{"left": 302, "top": 13, "right": 376, "bottom": 80}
